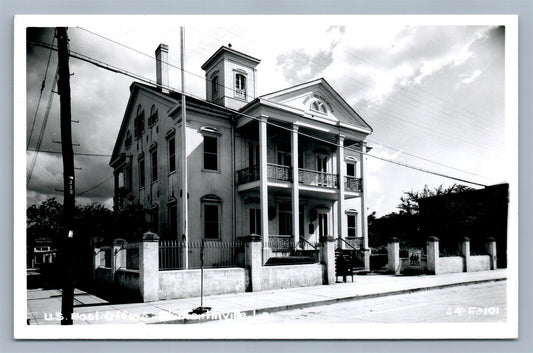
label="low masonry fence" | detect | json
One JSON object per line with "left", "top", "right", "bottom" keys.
{"left": 386, "top": 236, "right": 497, "bottom": 275}
{"left": 92, "top": 233, "right": 337, "bottom": 303}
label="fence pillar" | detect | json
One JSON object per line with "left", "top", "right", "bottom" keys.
{"left": 112, "top": 238, "right": 126, "bottom": 275}
{"left": 139, "top": 232, "right": 159, "bottom": 302}
{"left": 387, "top": 237, "right": 400, "bottom": 275}
{"left": 320, "top": 236, "right": 336, "bottom": 285}
{"left": 426, "top": 236, "right": 439, "bottom": 275}
{"left": 485, "top": 237, "right": 497, "bottom": 270}
{"left": 92, "top": 247, "right": 103, "bottom": 280}
{"left": 460, "top": 237, "right": 471, "bottom": 272}
{"left": 244, "top": 235, "right": 262, "bottom": 292}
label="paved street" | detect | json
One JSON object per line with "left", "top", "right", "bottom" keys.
{"left": 203, "top": 281, "right": 506, "bottom": 325}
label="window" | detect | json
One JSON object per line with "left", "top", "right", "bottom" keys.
{"left": 277, "top": 143, "right": 291, "bottom": 167}
{"left": 148, "top": 105, "right": 158, "bottom": 126}
{"left": 151, "top": 206, "right": 159, "bottom": 234}
{"left": 138, "top": 157, "right": 145, "bottom": 189}
{"left": 235, "top": 73, "right": 246, "bottom": 99}
{"left": 124, "top": 130, "right": 132, "bottom": 148}
{"left": 318, "top": 212, "right": 328, "bottom": 237}
{"left": 168, "top": 137, "right": 176, "bottom": 173}
{"left": 211, "top": 75, "right": 219, "bottom": 99}
{"left": 248, "top": 142, "right": 259, "bottom": 168}
{"left": 204, "top": 204, "right": 220, "bottom": 239}
{"left": 278, "top": 204, "right": 293, "bottom": 236}
{"left": 311, "top": 100, "right": 327, "bottom": 114}
{"left": 249, "top": 208, "right": 261, "bottom": 235}
{"left": 346, "top": 162, "right": 356, "bottom": 177}
{"left": 347, "top": 213, "right": 357, "bottom": 238}
{"left": 168, "top": 203, "right": 177, "bottom": 239}
{"left": 134, "top": 105, "right": 145, "bottom": 138}
{"left": 151, "top": 148, "right": 158, "bottom": 182}
{"left": 203, "top": 135, "right": 218, "bottom": 171}
{"left": 125, "top": 164, "right": 132, "bottom": 192}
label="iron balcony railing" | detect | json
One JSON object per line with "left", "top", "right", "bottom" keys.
{"left": 345, "top": 176, "right": 363, "bottom": 192}
{"left": 267, "top": 164, "right": 292, "bottom": 182}
{"left": 298, "top": 168, "right": 338, "bottom": 188}
{"left": 236, "top": 165, "right": 260, "bottom": 185}
{"left": 236, "top": 164, "right": 363, "bottom": 192}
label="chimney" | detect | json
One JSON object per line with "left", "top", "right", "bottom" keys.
{"left": 155, "top": 44, "right": 169, "bottom": 93}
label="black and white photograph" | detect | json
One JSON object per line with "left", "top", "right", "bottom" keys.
{"left": 14, "top": 15, "right": 518, "bottom": 339}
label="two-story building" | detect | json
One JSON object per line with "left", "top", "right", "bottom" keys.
{"left": 109, "top": 44, "right": 373, "bottom": 269}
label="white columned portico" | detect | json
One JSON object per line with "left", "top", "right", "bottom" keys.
{"left": 291, "top": 125, "right": 299, "bottom": 249}
{"left": 360, "top": 142, "right": 370, "bottom": 270}
{"left": 336, "top": 135, "right": 345, "bottom": 246}
{"left": 259, "top": 116, "right": 271, "bottom": 263}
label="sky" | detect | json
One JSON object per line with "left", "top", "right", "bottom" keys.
{"left": 24, "top": 16, "right": 509, "bottom": 217}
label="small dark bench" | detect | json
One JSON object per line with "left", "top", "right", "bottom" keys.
{"left": 335, "top": 254, "right": 354, "bottom": 282}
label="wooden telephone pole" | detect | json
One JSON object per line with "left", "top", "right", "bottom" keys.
{"left": 56, "top": 27, "right": 75, "bottom": 325}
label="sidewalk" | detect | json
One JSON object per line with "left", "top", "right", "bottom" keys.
{"left": 27, "top": 269, "right": 506, "bottom": 325}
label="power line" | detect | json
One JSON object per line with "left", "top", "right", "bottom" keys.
{"left": 27, "top": 70, "right": 58, "bottom": 185}
{"left": 27, "top": 149, "right": 112, "bottom": 158}
{"left": 78, "top": 174, "right": 114, "bottom": 196}
{"left": 28, "top": 40, "right": 490, "bottom": 188}
{"left": 27, "top": 29, "right": 56, "bottom": 150}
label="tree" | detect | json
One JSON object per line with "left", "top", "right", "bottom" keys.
{"left": 398, "top": 184, "right": 475, "bottom": 215}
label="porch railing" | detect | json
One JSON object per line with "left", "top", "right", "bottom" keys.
{"left": 268, "top": 235, "right": 294, "bottom": 252}
{"left": 267, "top": 164, "right": 291, "bottom": 182}
{"left": 159, "top": 240, "right": 244, "bottom": 270}
{"left": 345, "top": 176, "right": 363, "bottom": 192}
{"left": 298, "top": 168, "right": 338, "bottom": 188}
{"left": 236, "top": 165, "right": 260, "bottom": 185}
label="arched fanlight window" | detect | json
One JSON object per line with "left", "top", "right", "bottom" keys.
{"left": 311, "top": 100, "right": 327, "bottom": 114}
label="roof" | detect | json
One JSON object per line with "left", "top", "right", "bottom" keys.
{"left": 201, "top": 46, "right": 261, "bottom": 70}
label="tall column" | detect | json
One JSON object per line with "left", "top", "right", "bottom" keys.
{"left": 336, "top": 135, "right": 345, "bottom": 244}
{"left": 259, "top": 116, "right": 270, "bottom": 263}
{"left": 292, "top": 125, "right": 300, "bottom": 248}
{"left": 360, "top": 143, "right": 370, "bottom": 270}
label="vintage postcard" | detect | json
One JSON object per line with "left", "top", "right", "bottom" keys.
{"left": 14, "top": 15, "right": 518, "bottom": 339}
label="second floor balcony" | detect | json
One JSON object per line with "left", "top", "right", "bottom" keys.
{"left": 236, "top": 164, "right": 363, "bottom": 192}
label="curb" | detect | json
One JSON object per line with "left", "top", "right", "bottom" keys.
{"left": 154, "top": 276, "right": 506, "bottom": 325}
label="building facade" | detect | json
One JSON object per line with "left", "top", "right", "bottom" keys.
{"left": 109, "top": 44, "right": 373, "bottom": 268}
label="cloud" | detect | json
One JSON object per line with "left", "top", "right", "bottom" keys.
{"left": 460, "top": 69, "right": 482, "bottom": 85}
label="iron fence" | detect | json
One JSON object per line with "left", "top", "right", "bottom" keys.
{"left": 159, "top": 240, "right": 244, "bottom": 270}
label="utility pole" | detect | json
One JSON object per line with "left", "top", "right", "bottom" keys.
{"left": 56, "top": 27, "right": 75, "bottom": 325}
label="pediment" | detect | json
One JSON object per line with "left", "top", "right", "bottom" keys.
{"left": 259, "top": 78, "right": 372, "bottom": 133}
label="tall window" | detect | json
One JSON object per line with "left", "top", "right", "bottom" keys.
{"left": 278, "top": 204, "right": 293, "bottom": 236}
{"left": 277, "top": 143, "right": 291, "bottom": 167}
{"left": 138, "top": 157, "right": 145, "bottom": 189}
{"left": 125, "top": 164, "right": 132, "bottom": 191}
{"left": 204, "top": 204, "right": 220, "bottom": 239}
{"left": 134, "top": 105, "right": 145, "bottom": 138}
{"left": 148, "top": 104, "right": 158, "bottom": 126}
{"left": 248, "top": 142, "right": 259, "bottom": 168}
{"left": 168, "top": 137, "right": 176, "bottom": 173}
{"left": 318, "top": 213, "right": 328, "bottom": 237}
{"left": 151, "top": 206, "right": 159, "bottom": 234}
{"left": 347, "top": 213, "right": 357, "bottom": 237}
{"left": 151, "top": 148, "right": 158, "bottom": 182}
{"left": 346, "top": 162, "right": 356, "bottom": 177}
{"left": 203, "top": 135, "right": 218, "bottom": 171}
{"left": 249, "top": 208, "right": 261, "bottom": 235}
{"left": 168, "top": 203, "right": 177, "bottom": 239}
{"left": 235, "top": 73, "right": 246, "bottom": 99}
{"left": 211, "top": 75, "right": 219, "bottom": 99}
